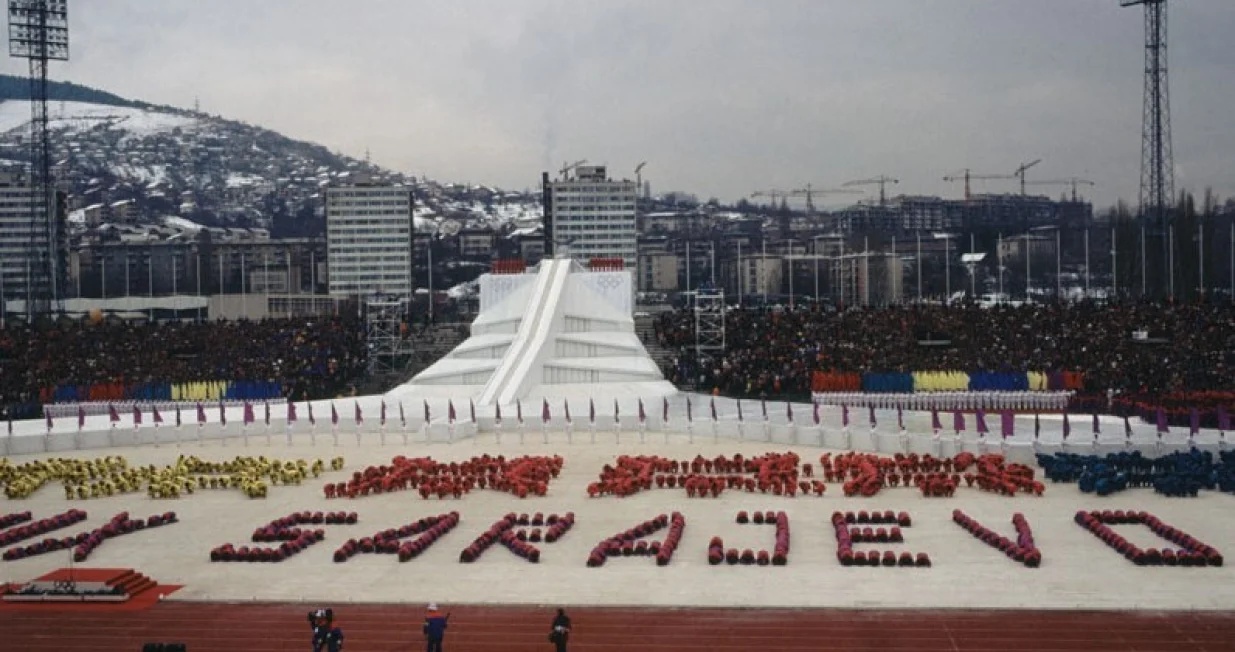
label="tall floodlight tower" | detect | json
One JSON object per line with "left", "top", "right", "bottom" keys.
{"left": 8, "top": 0, "right": 69, "bottom": 316}
{"left": 1122, "top": 0, "right": 1174, "bottom": 295}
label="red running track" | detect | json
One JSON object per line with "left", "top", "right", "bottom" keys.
{"left": 3, "top": 602, "right": 1235, "bottom": 651}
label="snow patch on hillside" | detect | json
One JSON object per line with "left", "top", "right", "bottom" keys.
{"left": 0, "top": 101, "right": 200, "bottom": 138}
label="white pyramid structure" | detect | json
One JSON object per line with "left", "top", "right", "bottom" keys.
{"left": 386, "top": 257, "right": 676, "bottom": 417}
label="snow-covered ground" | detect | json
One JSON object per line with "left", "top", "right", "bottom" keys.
{"left": 0, "top": 101, "right": 200, "bottom": 140}
{"left": 3, "top": 436, "right": 1234, "bottom": 610}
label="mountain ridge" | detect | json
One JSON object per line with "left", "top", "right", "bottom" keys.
{"left": 0, "top": 76, "right": 542, "bottom": 237}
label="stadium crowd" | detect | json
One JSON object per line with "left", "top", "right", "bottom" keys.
{"left": 0, "top": 316, "right": 367, "bottom": 418}
{"left": 653, "top": 301, "right": 1235, "bottom": 402}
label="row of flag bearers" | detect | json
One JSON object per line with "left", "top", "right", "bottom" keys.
{"left": 14, "top": 397, "right": 1231, "bottom": 446}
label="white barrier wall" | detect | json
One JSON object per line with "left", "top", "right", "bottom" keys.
{"left": 4, "top": 394, "right": 1225, "bottom": 467}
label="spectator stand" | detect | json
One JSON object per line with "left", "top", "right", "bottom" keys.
{"left": 811, "top": 391, "right": 1073, "bottom": 413}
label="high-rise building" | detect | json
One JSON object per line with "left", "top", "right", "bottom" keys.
{"left": 325, "top": 177, "right": 414, "bottom": 297}
{"left": 545, "top": 165, "right": 637, "bottom": 268}
{"left": 0, "top": 170, "right": 66, "bottom": 316}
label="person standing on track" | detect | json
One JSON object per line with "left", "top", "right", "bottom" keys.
{"left": 548, "top": 608, "right": 571, "bottom": 652}
{"left": 423, "top": 603, "right": 449, "bottom": 652}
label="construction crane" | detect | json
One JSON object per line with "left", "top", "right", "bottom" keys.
{"left": 943, "top": 169, "right": 1014, "bottom": 200}
{"left": 1026, "top": 178, "right": 1096, "bottom": 203}
{"left": 787, "top": 184, "right": 863, "bottom": 215}
{"left": 843, "top": 176, "right": 900, "bottom": 206}
{"left": 750, "top": 189, "right": 791, "bottom": 209}
{"left": 559, "top": 159, "right": 587, "bottom": 180}
{"left": 1013, "top": 159, "right": 1042, "bottom": 195}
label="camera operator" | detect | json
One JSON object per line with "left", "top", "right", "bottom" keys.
{"left": 309, "top": 608, "right": 344, "bottom": 652}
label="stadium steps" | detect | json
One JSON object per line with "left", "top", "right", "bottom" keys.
{"left": 108, "top": 570, "right": 156, "bottom": 598}
{"left": 407, "top": 322, "right": 471, "bottom": 376}
{"left": 634, "top": 316, "right": 694, "bottom": 391}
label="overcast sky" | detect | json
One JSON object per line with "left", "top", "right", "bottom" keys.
{"left": 42, "top": 0, "right": 1235, "bottom": 208}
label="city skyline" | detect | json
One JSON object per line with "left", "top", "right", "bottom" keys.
{"left": 54, "top": 1, "right": 1235, "bottom": 209}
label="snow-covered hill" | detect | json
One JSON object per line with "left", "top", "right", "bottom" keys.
{"left": 0, "top": 99, "right": 542, "bottom": 235}
{"left": 0, "top": 100, "right": 199, "bottom": 139}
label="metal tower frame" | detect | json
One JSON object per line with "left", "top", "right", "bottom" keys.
{"left": 364, "top": 296, "right": 415, "bottom": 377}
{"left": 8, "top": 0, "right": 68, "bottom": 316}
{"left": 1123, "top": 0, "right": 1174, "bottom": 295}
{"left": 691, "top": 288, "right": 726, "bottom": 361}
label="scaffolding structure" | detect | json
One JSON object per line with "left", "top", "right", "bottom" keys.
{"left": 364, "top": 296, "right": 414, "bottom": 377}
{"left": 691, "top": 288, "right": 726, "bottom": 362}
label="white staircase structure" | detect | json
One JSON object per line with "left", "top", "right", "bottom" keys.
{"left": 387, "top": 258, "right": 676, "bottom": 419}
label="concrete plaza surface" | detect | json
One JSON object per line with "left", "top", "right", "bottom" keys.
{"left": 2, "top": 433, "right": 1235, "bottom": 610}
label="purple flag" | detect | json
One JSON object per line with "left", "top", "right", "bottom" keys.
{"left": 288, "top": 402, "right": 297, "bottom": 424}
{"left": 953, "top": 411, "right": 965, "bottom": 433}
{"left": 589, "top": 398, "right": 595, "bottom": 424}
{"left": 495, "top": 403, "right": 502, "bottom": 423}
{"left": 175, "top": 405, "right": 182, "bottom": 427}
{"left": 45, "top": 411, "right": 53, "bottom": 432}
{"left": 613, "top": 399, "right": 618, "bottom": 423}
{"left": 153, "top": 405, "right": 164, "bottom": 425}
{"left": 1124, "top": 415, "right": 1132, "bottom": 438}
{"left": 243, "top": 402, "right": 254, "bottom": 425}
{"left": 564, "top": 399, "right": 571, "bottom": 423}
{"left": 219, "top": 401, "right": 226, "bottom": 426}
{"left": 263, "top": 401, "right": 270, "bottom": 426}
{"left": 449, "top": 400, "right": 457, "bottom": 424}
{"left": 664, "top": 397, "right": 670, "bottom": 423}
{"left": 812, "top": 401, "right": 820, "bottom": 425}
{"left": 1190, "top": 408, "right": 1200, "bottom": 436}
{"left": 785, "top": 401, "right": 793, "bottom": 423}
{"left": 470, "top": 399, "right": 477, "bottom": 424}
{"left": 1155, "top": 407, "right": 1168, "bottom": 435}
{"left": 518, "top": 399, "right": 524, "bottom": 424}
{"left": 761, "top": 399, "right": 768, "bottom": 420}
{"left": 380, "top": 401, "right": 387, "bottom": 426}
{"left": 133, "top": 405, "right": 143, "bottom": 426}
{"left": 78, "top": 405, "right": 86, "bottom": 430}
{"left": 868, "top": 405, "right": 877, "bottom": 428}
{"left": 308, "top": 403, "right": 316, "bottom": 426}
{"left": 686, "top": 398, "right": 693, "bottom": 422}
{"left": 842, "top": 404, "right": 849, "bottom": 428}
{"left": 975, "top": 410, "right": 988, "bottom": 434}
{"left": 425, "top": 400, "right": 431, "bottom": 424}
{"left": 638, "top": 398, "right": 646, "bottom": 423}
{"left": 399, "top": 401, "right": 405, "bottom": 426}
{"left": 109, "top": 403, "right": 120, "bottom": 423}
{"left": 541, "top": 398, "right": 549, "bottom": 423}
{"left": 330, "top": 403, "right": 338, "bottom": 426}
{"left": 897, "top": 406, "right": 904, "bottom": 431}
{"left": 711, "top": 398, "right": 718, "bottom": 422}
{"left": 354, "top": 401, "right": 363, "bottom": 425}
{"left": 1092, "top": 413, "right": 1100, "bottom": 435}
{"left": 738, "top": 400, "right": 744, "bottom": 422}
{"left": 1062, "top": 412, "right": 1071, "bottom": 439}
{"left": 1000, "top": 411, "right": 1015, "bottom": 438}
{"left": 931, "top": 409, "right": 941, "bottom": 431}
